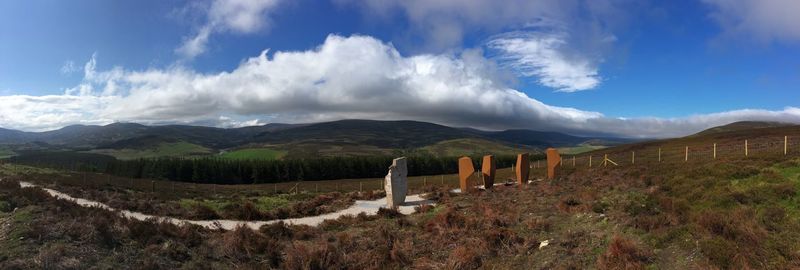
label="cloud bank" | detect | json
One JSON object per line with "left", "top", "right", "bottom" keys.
{"left": 703, "top": 0, "right": 800, "bottom": 43}
{"left": 2, "top": 35, "right": 800, "bottom": 138}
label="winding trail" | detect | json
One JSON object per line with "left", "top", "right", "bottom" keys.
{"left": 17, "top": 181, "right": 435, "bottom": 230}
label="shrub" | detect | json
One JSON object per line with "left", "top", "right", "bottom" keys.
{"left": 283, "top": 241, "right": 345, "bottom": 270}
{"left": 596, "top": 235, "right": 652, "bottom": 270}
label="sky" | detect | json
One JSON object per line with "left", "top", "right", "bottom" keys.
{"left": 1, "top": 0, "right": 799, "bottom": 138}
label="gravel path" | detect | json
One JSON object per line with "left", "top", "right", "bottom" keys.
{"left": 17, "top": 181, "right": 435, "bottom": 230}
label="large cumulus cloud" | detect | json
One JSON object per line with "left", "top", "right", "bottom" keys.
{"left": 1, "top": 35, "right": 799, "bottom": 137}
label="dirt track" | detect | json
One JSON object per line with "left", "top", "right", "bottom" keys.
{"left": 18, "top": 181, "right": 434, "bottom": 230}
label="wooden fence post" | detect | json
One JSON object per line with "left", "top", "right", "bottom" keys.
{"left": 316, "top": 183, "right": 319, "bottom": 193}
{"left": 631, "top": 151, "right": 635, "bottom": 165}
{"left": 151, "top": 181, "right": 155, "bottom": 193}
{"left": 785, "top": 136, "right": 788, "bottom": 155}
{"left": 713, "top": 143, "right": 717, "bottom": 159}
{"left": 441, "top": 175, "right": 444, "bottom": 185}
{"left": 604, "top": 154, "right": 608, "bottom": 167}
{"left": 589, "top": 155, "right": 593, "bottom": 167}
{"left": 424, "top": 177, "right": 427, "bottom": 187}
{"left": 685, "top": 146, "right": 688, "bottom": 162}
{"left": 359, "top": 182, "right": 363, "bottom": 192}
{"left": 745, "top": 140, "right": 748, "bottom": 157}
{"left": 658, "top": 148, "right": 662, "bottom": 162}
{"left": 572, "top": 156, "right": 576, "bottom": 167}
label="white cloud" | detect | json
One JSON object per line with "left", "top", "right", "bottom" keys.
{"left": 177, "top": 0, "right": 281, "bottom": 59}
{"left": 2, "top": 35, "right": 800, "bottom": 137}
{"left": 703, "top": 0, "right": 800, "bottom": 43}
{"left": 487, "top": 30, "right": 604, "bottom": 92}
{"left": 338, "top": 0, "right": 630, "bottom": 92}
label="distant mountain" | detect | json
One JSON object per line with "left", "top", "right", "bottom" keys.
{"left": 0, "top": 119, "right": 631, "bottom": 156}
{"left": 0, "top": 127, "right": 31, "bottom": 144}
{"left": 254, "top": 119, "right": 480, "bottom": 149}
{"left": 694, "top": 121, "right": 794, "bottom": 136}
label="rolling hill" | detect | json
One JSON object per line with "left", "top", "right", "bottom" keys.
{"left": 0, "top": 119, "right": 633, "bottom": 159}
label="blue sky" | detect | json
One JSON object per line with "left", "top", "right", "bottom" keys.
{"left": 1, "top": 0, "right": 799, "bottom": 137}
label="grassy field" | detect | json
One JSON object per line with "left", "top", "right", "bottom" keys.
{"left": 219, "top": 147, "right": 287, "bottom": 160}
{"left": 557, "top": 144, "right": 607, "bottom": 155}
{"left": 0, "top": 148, "right": 15, "bottom": 159}
{"left": 419, "top": 138, "right": 538, "bottom": 157}
{"left": 87, "top": 141, "right": 213, "bottom": 160}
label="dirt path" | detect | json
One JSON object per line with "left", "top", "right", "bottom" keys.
{"left": 17, "top": 181, "right": 434, "bottom": 230}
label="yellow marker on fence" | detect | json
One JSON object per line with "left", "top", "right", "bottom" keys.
{"left": 745, "top": 140, "right": 748, "bottom": 157}
{"left": 713, "top": 143, "right": 717, "bottom": 159}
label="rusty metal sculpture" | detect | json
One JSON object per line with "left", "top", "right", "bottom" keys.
{"left": 515, "top": 153, "right": 529, "bottom": 185}
{"left": 481, "top": 155, "right": 496, "bottom": 189}
{"left": 546, "top": 148, "right": 561, "bottom": 179}
{"left": 458, "top": 156, "right": 476, "bottom": 193}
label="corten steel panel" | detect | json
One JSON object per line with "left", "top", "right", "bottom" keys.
{"left": 515, "top": 153, "right": 530, "bottom": 185}
{"left": 481, "top": 155, "right": 496, "bottom": 189}
{"left": 458, "top": 156, "right": 476, "bottom": 193}
{"left": 546, "top": 148, "right": 561, "bottom": 179}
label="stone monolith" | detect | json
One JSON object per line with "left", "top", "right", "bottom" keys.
{"left": 384, "top": 157, "right": 408, "bottom": 208}
{"left": 458, "top": 157, "right": 477, "bottom": 193}
{"left": 515, "top": 153, "right": 530, "bottom": 185}
{"left": 481, "top": 155, "right": 496, "bottom": 189}
{"left": 546, "top": 148, "right": 561, "bottom": 179}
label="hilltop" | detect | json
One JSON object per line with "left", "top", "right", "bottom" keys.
{"left": 0, "top": 119, "right": 633, "bottom": 160}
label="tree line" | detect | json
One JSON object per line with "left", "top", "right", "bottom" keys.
{"left": 9, "top": 151, "right": 531, "bottom": 184}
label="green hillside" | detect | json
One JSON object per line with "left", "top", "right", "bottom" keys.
{"left": 87, "top": 141, "right": 212, "bottom": 160}
{"left": 219, "top": 148, "right": 287, "bottom": 160}
{"left": 418, "top": 138, "right": 537, "bottom": 157}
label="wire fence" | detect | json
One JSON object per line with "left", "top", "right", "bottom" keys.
{"left": 529, "top": 134, "right": 800, "bottom": 173}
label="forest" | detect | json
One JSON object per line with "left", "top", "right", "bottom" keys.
{"left": 8, "top": 151, "right": 529, "bottom": 184}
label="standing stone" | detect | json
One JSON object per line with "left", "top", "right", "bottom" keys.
{"left": 458, "top": 157, "right": 476, "bottom": 193}
{"left": 546, "top": 148, "right": 561, "bottom": 179}
{"left": 481, "top": 155, "right": 496, "bottom": 189}
{"left": 515, "top": 153, "right": 530, "bottom": 185}
{"left": 384, "top": 157, "right": 408, "bottom": 208}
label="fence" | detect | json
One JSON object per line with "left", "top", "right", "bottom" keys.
{"left": 528, "top": 134, "right": 800, "bottom": 174}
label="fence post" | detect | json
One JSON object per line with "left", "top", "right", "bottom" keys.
{"left": 424, "top": 177, "right": 427, "bottom": 187}
{"left": 685, "top": 146, "right": 688, "bottom": 162}
{"left": 441, "top": 175, "right": 444, "bottom": 185}
{"left": 658, "top": 148, "right": 662, "bottom": 162}
{"left": 785, "top": 136, "right": 788, "bottom": 155}
{"left": 359, "top": 182, "right": 363, "bottom": 192}
{"left": 151, "top": 181, "right": 155, "bottom": 193}
{"left": 604, "top": 154, "right": 608, "bottom": 167}
{"left": 631, "top": 151, "right": 635, "bottom": 165}
{"left": 560, "top": 156, "right": 563, "bottom": 166}
{"left": 713, "top": 143, "right": 717, "bottom": 159}
{"left": 316, "top": 183, "right": 319, "bottom": 193}
{"left": 572, "top": 156, "right": 576, "bottom": 167}
{"left": 745, "top": 140, "right": 748, "bottom": 157}
{"left": 589, "top": 155, "right": 593, "bottom": 167}
{"left": 274, "top": 183, "right": 277, "bottom": 194}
